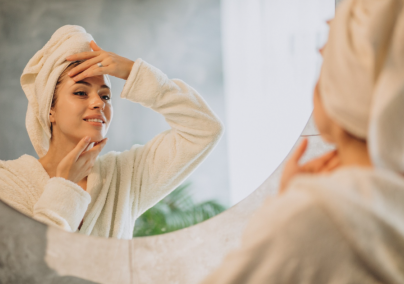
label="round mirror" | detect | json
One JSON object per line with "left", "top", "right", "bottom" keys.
{"left": 0, "top": 1, "right": 341, "bottom": 283}
{"left": 0, "top": 0, "right": 333, "bottom": 240}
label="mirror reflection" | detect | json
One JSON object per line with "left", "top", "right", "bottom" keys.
{"left": 0, "top": 0, "right": 333, "bottom": 239}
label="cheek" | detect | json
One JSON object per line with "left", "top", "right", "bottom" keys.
{"left": 313, "top": 85, "right": 329, "bottom": 133}
{"left": 313, "top": 96, "right": 322, "bottom": 129}
{"left": 105, "top": 104, "right": 113, "bottom": 124}
{"left": 55, "top": 96, "right": 87, "bottom": 127}
{"left": 313, "top": 86, "right": 322, "bottom": 128}
{"left": 313, "top": 88, "right": 336, "bottom": 143}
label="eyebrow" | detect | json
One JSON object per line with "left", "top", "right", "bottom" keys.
{"left": 75, "top": 81, "right": 110, "bottom": 90}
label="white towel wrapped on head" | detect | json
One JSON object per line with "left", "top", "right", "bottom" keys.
{"left": 319, "top": 0, "right": 404, "bottom": 172}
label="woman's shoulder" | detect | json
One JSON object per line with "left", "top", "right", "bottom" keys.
{"left": 0, "top": 154, "right": 36, "bottom": 170}
{"left": 0, "top": 154, "right": 45, "bottom": 181}
{"left": 282, "top": 167, "right": 404, "bottom": 279}
{"left": 286, "top": 166, "right": 404, "bottom": 233}
{"left": 289, "top": 166, "right": 404, "bottom": 197}
{"left": 0, "top": 154, "right": 46, "bottom": 215}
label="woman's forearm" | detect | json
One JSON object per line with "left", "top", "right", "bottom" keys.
{"left": 120, "top": 58, "right": 224, "bottom": 142}
{"left": 110, "top": 58, "right": 223, "bottom": 217}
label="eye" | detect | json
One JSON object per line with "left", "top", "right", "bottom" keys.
{"left": 102, "top": 95, "right": 111, "bottom": 101}
{"left": 74, "top": 91, "right": 87, "bottom": 97}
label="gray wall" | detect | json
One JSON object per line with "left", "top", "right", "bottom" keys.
{"left": 0, "top": 0, "right": 229, "bottom": 205}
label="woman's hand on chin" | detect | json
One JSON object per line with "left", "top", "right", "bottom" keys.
{"left": 279, "top": 138, "right": 340, "bottom": 194}
{"left": 65, "top": 40, "right": 135, "bottom": 81}
{"left": 56, "top": 136, "right": 108, "bottom": 185}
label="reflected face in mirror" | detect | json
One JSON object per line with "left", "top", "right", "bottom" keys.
{"left": 49, "top": 73, "right": 113, "bottom": 143}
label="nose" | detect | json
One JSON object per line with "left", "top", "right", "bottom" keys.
{"left": 90, "top": 94, "right": 105, "bottom": 110}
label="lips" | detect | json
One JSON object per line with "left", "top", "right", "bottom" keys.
{"left": 83, "top": 114, "right": 106, "bottom": 124}
{"left": 84, "top": 118, "right": 104, "bottom": 123}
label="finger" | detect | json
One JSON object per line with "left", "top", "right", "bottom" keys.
{"left": 92, "top": 137, "right": 108, "bottom": 152}
{"left": 302, "top": 151, "right": 337, "bottom": 173}
{"left": 301, "top": 150, "right": 337, "bottom": 172}
{"left": 68, "top": 55, "right": 104, "bottom": 77}
{"left": 290, "top": 138, "right": 308, "bottom": 163}
{"left": 90, "top": 40, "right": 103, "bottom": 51}
{"left": 323, "top": 155, "right": 340, "bottom": 172}
{"left": 83, "top": 142, "right": 95, "bottom": 153}
{"left": 320, "top": 150, "right": 339, "bottom": 170}
{"left": 66, "top": 51, "right": 102, "bottom": 62}
{"left": 68, "top": 136, "right": 91, "bottom": 161}
{"left": 71, "top": 64, "right": 107, "bottom": 81}
{"left": 78, "top": 140, "right": 107, "bottom": 167}
{"left": 81, "top": 138, "right": 108, "bottom": 158}
{"left": 94, "top": 138, "right": 108, "bottom": 146}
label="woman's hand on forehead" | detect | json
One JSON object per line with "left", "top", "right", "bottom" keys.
{"left": 66, "top": 40, "right": 135, "bottom": 81}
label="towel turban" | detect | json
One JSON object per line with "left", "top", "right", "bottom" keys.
{"left": 319, "top": 0, "right": 404, "bottom": 172}
{"left": 21, "top": 25, "right": 111, "bottom": 158}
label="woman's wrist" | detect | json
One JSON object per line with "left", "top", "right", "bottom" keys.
{"left": 122, "top": 60, "right": 135, "bottom": 80}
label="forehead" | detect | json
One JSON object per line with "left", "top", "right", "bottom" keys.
{"left": 65, "top": 74, "right": 111, "bottom": 90}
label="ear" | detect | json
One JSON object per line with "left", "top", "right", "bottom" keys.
{"left": 49, "top": 108, "right": 56, "bottom": 123}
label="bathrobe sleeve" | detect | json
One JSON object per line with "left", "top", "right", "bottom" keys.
{"left": 200, "top": 189, "right": 380, "bottom": 284}
{"left": 32, "top": 178, "right": 91, "bottom": 231}
{"left": 112, "top": 58, "right": 223, "bottom": 217}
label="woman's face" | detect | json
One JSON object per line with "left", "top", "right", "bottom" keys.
{"left": 49, "top": 74, "right": 113, "bottom": 144}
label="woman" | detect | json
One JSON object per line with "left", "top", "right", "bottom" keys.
{"left": 201, "top": 0, "right": 404, "bottom": 282}
{"left": 0, "top": 25, "right": 223, "bottom": 239}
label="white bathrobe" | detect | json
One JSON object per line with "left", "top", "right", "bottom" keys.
{"left": 0, "top": 58, "right": 223, "bottom": 239}
{"left": 201, "top": 167, "right": 404, "bottom": 283}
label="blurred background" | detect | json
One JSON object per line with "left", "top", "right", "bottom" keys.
{"left": 0, "top": 0, "right": 334, "bottom": 235}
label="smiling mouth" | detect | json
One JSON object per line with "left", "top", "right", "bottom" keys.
{"left": 83, "top": 119, "right": 105, "bottom": 124}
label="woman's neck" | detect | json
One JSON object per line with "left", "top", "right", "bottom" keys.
{"left": 337, "top": 135, "right": 372, "bottom": 169}
{"left": 38, "top": 135, "right": 79, "bottom": 178}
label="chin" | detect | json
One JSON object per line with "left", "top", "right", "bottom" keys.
{"left": 77, "top": 124, "right": 109, "bottom": 143}
{"left": 82, "top": 130, "right": 106, "bottom": 143}
{"left": 319, "top": 132, "right": 334, "bottom": 144}
{"left": 90, "top": 134, "right": 105, "bottom": 143}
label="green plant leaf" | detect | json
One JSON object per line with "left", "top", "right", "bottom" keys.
{"left": 133, "top": 182, "right": 227, "bottom": 237}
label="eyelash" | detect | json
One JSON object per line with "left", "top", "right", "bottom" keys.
{"left": 73, "top": 91, "right": 111, "bottom": 101}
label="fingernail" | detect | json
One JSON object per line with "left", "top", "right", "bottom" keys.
{"left": 85, "top": 136, "right": 91, "bottom": 142}
{"left": 67, "top": 71, "right": 71, "bottom": 76}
